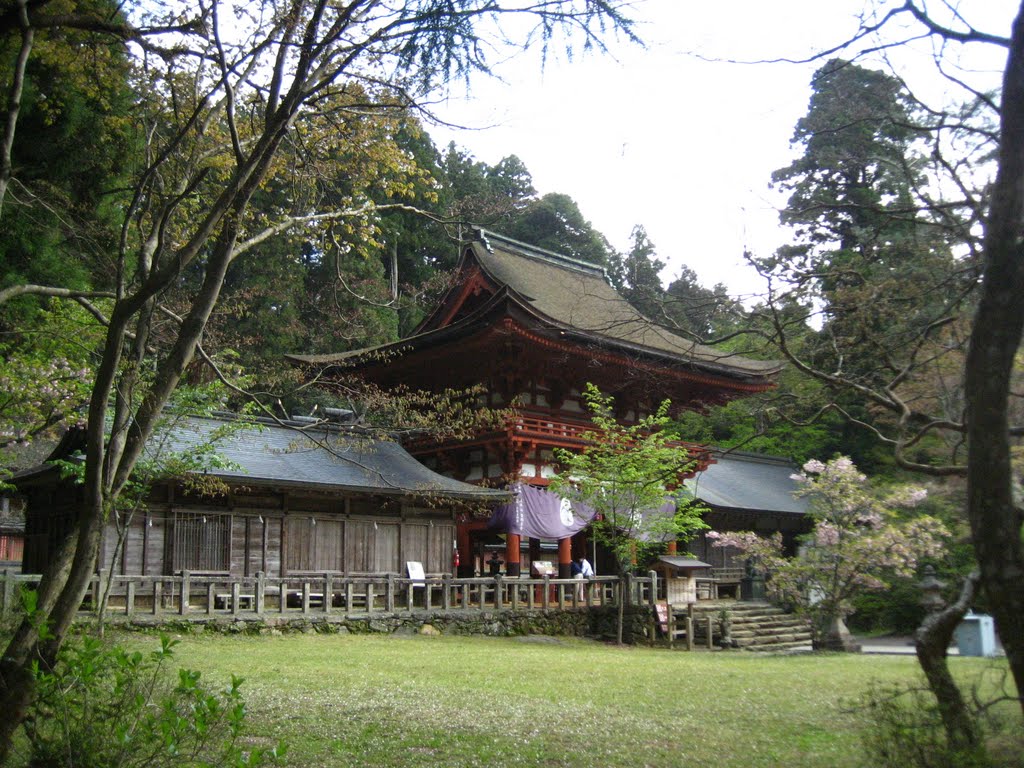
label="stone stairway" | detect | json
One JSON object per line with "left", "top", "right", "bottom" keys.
{"left": 683, "top": 600, "right": 813, "bottom": 651}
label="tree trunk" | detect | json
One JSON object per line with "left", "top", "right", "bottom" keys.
{"left": 914, "top": 572, "right": 982, "bottom": 752}
{"left": 0, "top": 526, "right": 81, "bottom": 763}
{"left": 964, "top": 0, "right": 1024, "bottom": 718}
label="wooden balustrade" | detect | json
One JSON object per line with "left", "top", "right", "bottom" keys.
{"left": 0, "top": 568, "right": 650, "bottom": 620}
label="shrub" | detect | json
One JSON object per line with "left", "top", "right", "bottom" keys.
{"left": 858, "top": 681, "right": 1011, "bottom": 768}
{"left": 22, "top": 633, "right": 284, "bottom": 767}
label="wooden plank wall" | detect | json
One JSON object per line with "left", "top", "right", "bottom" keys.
{"left": 100, "top": 487, "right": 458, "bottom": 577}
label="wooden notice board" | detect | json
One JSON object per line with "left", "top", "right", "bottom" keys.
{"left": 655, "top": 603, "right": 669, "bottom": 634}
{"left": 406, "top": 561, "right": 425, "bottom": 582}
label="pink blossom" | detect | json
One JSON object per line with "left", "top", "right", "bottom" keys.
{"left": 815, "top": 523, "right": 840, "bottom": 547}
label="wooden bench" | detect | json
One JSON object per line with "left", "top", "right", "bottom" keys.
{"left": 215, "top": 593, "right": 255, "bottom": 610}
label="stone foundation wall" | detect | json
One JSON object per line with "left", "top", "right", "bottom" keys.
{"left": 107, "top": 605, "right": 657, "bottom": 644}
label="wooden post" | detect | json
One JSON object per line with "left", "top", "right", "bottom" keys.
{"left": 556, "top": 580, "right": 565, "bottom": 611}
{"left": 279, "top": 580, "right": 286, "bottom": 614}
{"left": 494, "top": 574, "right": 503, "bottom": 610}
{"left": 461, "top": 578, "right": 469, "bottom": 610}
{"left": 424, "top": 580, "right": 432, "bottom": 611}
{"left": 2, "top": 569, "right": 14, "bottom": 615}
{"left": 386, "top": 573, "right": 395, "bottom": 613}
{"left": 405, "top": 578, "right": 414, "bottom": 612}
{"left": 346, "top": 580, "right": 355, "bottom": 613}
{"left": 668, "top": 604, "right": 675, "bottom": 650}
{"left": 707, "top": 616, "right": 714, "bottom": 650}
{"left": 231, "top": 581, "right": 241, "bottom": 616}
{"left": 302, "top": 581, "right": 311, "bottom": 614}
{"left": 207, "top": 582, "right": 215, "bottom": 615}
{"left": 442, "top": 574, "right": 451, "bottom": 610}
{"left": 180, "top": 570, "right": 191, "bottom": 615}
{"left": 126, "top": 580, "right": 136, "bottom": 616}
{"left": 152, "top": 581, "right": 162, "bottom": 615}
{"left": 686, "top": 603, "right": 695, "bottom": 652}
{"left": 324, "top": 573, "right": 333, "bottom": 615}
{"left": 256, "top": 571, "right": 265, "bottom": 615}
{"left": 648, "top": 571, "right": 657, "bottom": 646}
{"left": 366, "top": 581, "right": 375, "bottom": 613}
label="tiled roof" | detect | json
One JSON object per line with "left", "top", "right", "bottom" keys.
{"left": 157, "top": 417, "right": 510, "bottom": 501}
{"left": 15, "top": 417, "right": 508, "bottom": 503}
{"left": 687, "top": 452, "right": 808, "bottom": 515}
{"left": 470, "top": 231, "right": 782, "bottom": 377}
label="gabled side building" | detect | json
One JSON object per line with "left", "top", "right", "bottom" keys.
{"left": 15, "top": 416, "right": 507, "bottom": 579}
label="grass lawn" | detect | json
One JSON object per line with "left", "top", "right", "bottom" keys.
{"left": 135, "top": 631, "right": 1015, "bottom": 768}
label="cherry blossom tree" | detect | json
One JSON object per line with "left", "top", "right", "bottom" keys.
{"left": 709, "top": 456, "right": 948, "bottom": 651}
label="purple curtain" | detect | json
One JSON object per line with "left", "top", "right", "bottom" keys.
{"left": 488, "top": 484, "right": 597, "bottom": 539}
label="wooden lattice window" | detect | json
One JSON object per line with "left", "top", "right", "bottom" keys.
{"left": 172, "top": 511, "right": 230, "bottom": 572}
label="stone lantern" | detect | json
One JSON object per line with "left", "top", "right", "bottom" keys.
{"left": 919, "top": 564, "right": 946, "bottom": 613}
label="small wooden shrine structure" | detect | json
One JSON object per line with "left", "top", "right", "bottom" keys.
{"left": 652, "top": 557, "right": 714, "bottom": 604}
{"left": 14, "top": 416, "right": 507, "bottom": 579}
{"left": 290, "top": 230, "right": 784, "bottom": 580}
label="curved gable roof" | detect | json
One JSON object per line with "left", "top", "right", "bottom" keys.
{"left": 462, "top": 231, "right": 782, "bottom": 377}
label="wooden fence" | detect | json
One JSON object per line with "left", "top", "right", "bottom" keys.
{"left": 1, "top": 569, "right": 660, "bottom": 620}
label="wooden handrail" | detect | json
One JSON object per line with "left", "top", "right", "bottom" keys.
{"left": 0, "top": 569, "right": 640, "bottom": 620}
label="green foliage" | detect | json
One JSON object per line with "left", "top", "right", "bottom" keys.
{"left": 549, "top": 384, "right": 708, "bottom": 575}
{"left": 0, "top": 0, "right": 136, "bottom": 325}
{"left": 22, "top": 633, "right": 284, "bottom": 768}
{"left": 752, "top": 58, "right": 974, "bottom": 470}
{"left": 505, "top": 192, "right": 616, "bottom": 268}
{"left": 0, "top": 303, "right": 100, "bottom": 482}
{"left": 605, "top": 225, "right": 666, "bottom": 320}
{"left": 858, "top": 681, "right": 1013, "bottom": 768}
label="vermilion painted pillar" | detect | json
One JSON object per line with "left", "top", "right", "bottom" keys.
{"left": 505, "top": 533, "right": 521, "bottom": 576}
{"left": 558, "top": 537, "right": 573, "bottom": 579}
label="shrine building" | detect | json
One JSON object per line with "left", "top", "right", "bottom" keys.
{"left": 288, "top": 230, "right": 785, "bottom": 580}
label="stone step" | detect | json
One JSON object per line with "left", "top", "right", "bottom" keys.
{"left": 742, "top": 639, "right": 813, "bottom": 652}
{"left": 705, "top": 632, "right": 812, "bottom": 648}
{"left": 691, "top": 612, "right": 806, "bottom": 630}
{"left": 730, "top": 622, "right": 810, "bottom": 637}
{"left": 724, "top": 615, "right": 801, "bottom": 629}
{"left": 686, "top": 600, "right": 776, "bottom": 614}
{"left": 680, "top": 602, "right": 812, "bottom": 649}
{"left": 734, "top": 627, "right": 812, "bottom": 642}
